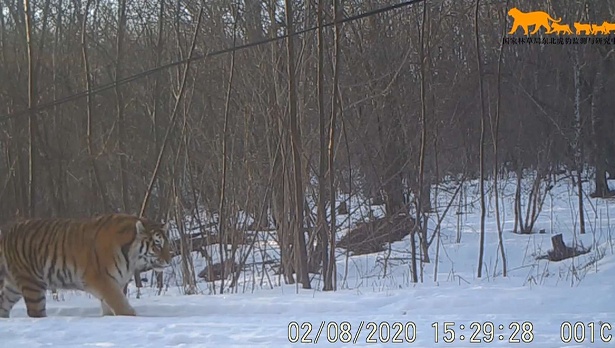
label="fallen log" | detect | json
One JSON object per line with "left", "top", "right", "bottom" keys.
{"left": 170, "top": 231, "right": 250, "bottom": 256}
{"left": 198, "top": 259, "right": 239, "bottom": 282}
{"left": 337, "top": 213, "right": 415, "bottom": 255}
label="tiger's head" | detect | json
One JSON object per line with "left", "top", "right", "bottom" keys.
{"left": 508, "top": 7, "right": 521, "bottom": 18}
{"left": 134, "top": 219, "right": 172, "bottom": 272}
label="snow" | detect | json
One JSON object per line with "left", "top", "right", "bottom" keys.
{"left": 1, "top": 173, "right": 615, "bottom": 347}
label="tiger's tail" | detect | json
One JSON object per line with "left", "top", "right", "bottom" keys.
{"left": 549, "top": 15, "right": 562, "bottom": 23}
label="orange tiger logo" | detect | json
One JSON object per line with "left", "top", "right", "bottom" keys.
{"left": 508, "top": 7, "right": 562, "bottom": 35}
{"left": 604, "top": 21, "right": 615, "bottom": 34}
{"left": 574, "top": 22, "right": 592, "bottom": 35}
{"left": 549, "top": 22, "right": 573, "bottom": 35}
{"left": 591, "top": 23, "right": 608, "bottom": 35}
{"left": 0, "top": 214, "right": 171, "bottom": 318}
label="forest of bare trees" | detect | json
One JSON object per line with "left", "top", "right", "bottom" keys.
{"left": 1, "top": 0, "right": 614, "bottom": 293}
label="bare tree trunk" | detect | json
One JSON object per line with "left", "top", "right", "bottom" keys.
{"left": 416, "top": 0, "right": 430, "bottom": 276}
{"left": 151, "top": 0, "right": 166, "bottom": 219}
{"left": 573, "top": 45, "right": 585, "bottom": 235}
{"left": 115, "top": 0, "right": 129, "bottom": 213}
{"left": 589, "top": 60, "right": 610, "bottom": 197}
{"left": 24, "top": 0, "right": 36, "bottom": 218}
{"left": 475, "top": 0, "right": 487, "bottom": 278}
{"left": 78, "top": 0, "right": 107, "bottom": 213}
{"left": 513, "top": 164, "right": 522, "bottom": 233}
{"left": 316, "top": 0, "right": 330, "bottom": 290}
{"left": 324, "top": 0, "right": 342, "bottom": 292}
{"left": 114, "top": 0, "right": 135, "bottom": 294}
{"left": 152, "top": 0, "right": 167, "bottom": 292}
{"left": 217, "top": 9, "right": 238, "bottom": 294}
{"left": 265, "top": 0, "right": 293, "bottom": 285}
{"left": 432, "top": 95, "right": 440, "bottom": 282}
{"left": 492, "top": 3, "right": 507, "bottom": 277}
{"left": 272, "top": 147, "right": 295, "bottom": 284}
{"left": 284, "top": 0, "right": 311, "bottom": 289}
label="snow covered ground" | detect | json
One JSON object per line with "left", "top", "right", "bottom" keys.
{"left": 1, "top": 173, "right": 615, "bottom": 347}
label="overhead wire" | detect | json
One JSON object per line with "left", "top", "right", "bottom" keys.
{"left": 0, "top": 0, "right": 424, "bottom": 123}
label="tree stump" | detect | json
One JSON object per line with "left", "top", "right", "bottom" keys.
{"left": 536, "top": 233, "right": 591, "bottom": 262}
{"left": 550, "top": 234, "right": 567, "bottom": 260}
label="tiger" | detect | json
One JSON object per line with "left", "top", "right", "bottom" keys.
{"left": 549, "top": 22, "right": 573, "bottom": 35}
{"left": 604, "top": 21, "right": 615, "bottom": 34}
{"left": 574, "top": 22, "right": 592, "bottom": 35}
{"left": 0, "top": 213, "right": 172, "bottom": 318}
{"left": 591, "top": 23, "right": 608, "bottom": 35}
{"left": 507, "top": 7, "right": 562, "bottom": 36}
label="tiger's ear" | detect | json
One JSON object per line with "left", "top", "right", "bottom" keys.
{"left": 135, "top": 220, "right": 146, "bottom": 235}
{"left": 162, "top": 222, "right": 170, "bottom": 234}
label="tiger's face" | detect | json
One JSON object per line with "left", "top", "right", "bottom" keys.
{"left": 135, "top": 220, "right": 172, "bottom": 272}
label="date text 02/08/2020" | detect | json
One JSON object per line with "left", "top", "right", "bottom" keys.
{"left": 287, "top": 320, "right": 613, "bottom": 345}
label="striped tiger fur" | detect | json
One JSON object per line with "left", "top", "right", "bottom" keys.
{"left": 0, "top": 213, "right": 171, "bottom": 318}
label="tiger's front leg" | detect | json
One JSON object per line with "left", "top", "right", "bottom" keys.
{"left": 101, "top": 300, "right": 114, "bottom": 316}
{"left": 508, "top": 23, "right": 519, "bottom": 35}
{"left": 89, "top": 280, "right": 136, "bottom": 316}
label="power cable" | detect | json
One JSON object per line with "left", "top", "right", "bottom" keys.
{"left": 0, "top": 0, "right": 424, "bottom": 123}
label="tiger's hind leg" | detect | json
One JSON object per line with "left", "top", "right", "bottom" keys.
{"left": 18, "top": 279, "right": 48, "bottom": 318}
{"left": 0, "top": 281, "right": 23, "bottom": 318}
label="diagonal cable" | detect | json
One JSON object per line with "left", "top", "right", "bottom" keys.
{"left": 0, "top": 0, "right": 424, "bottom": 123}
